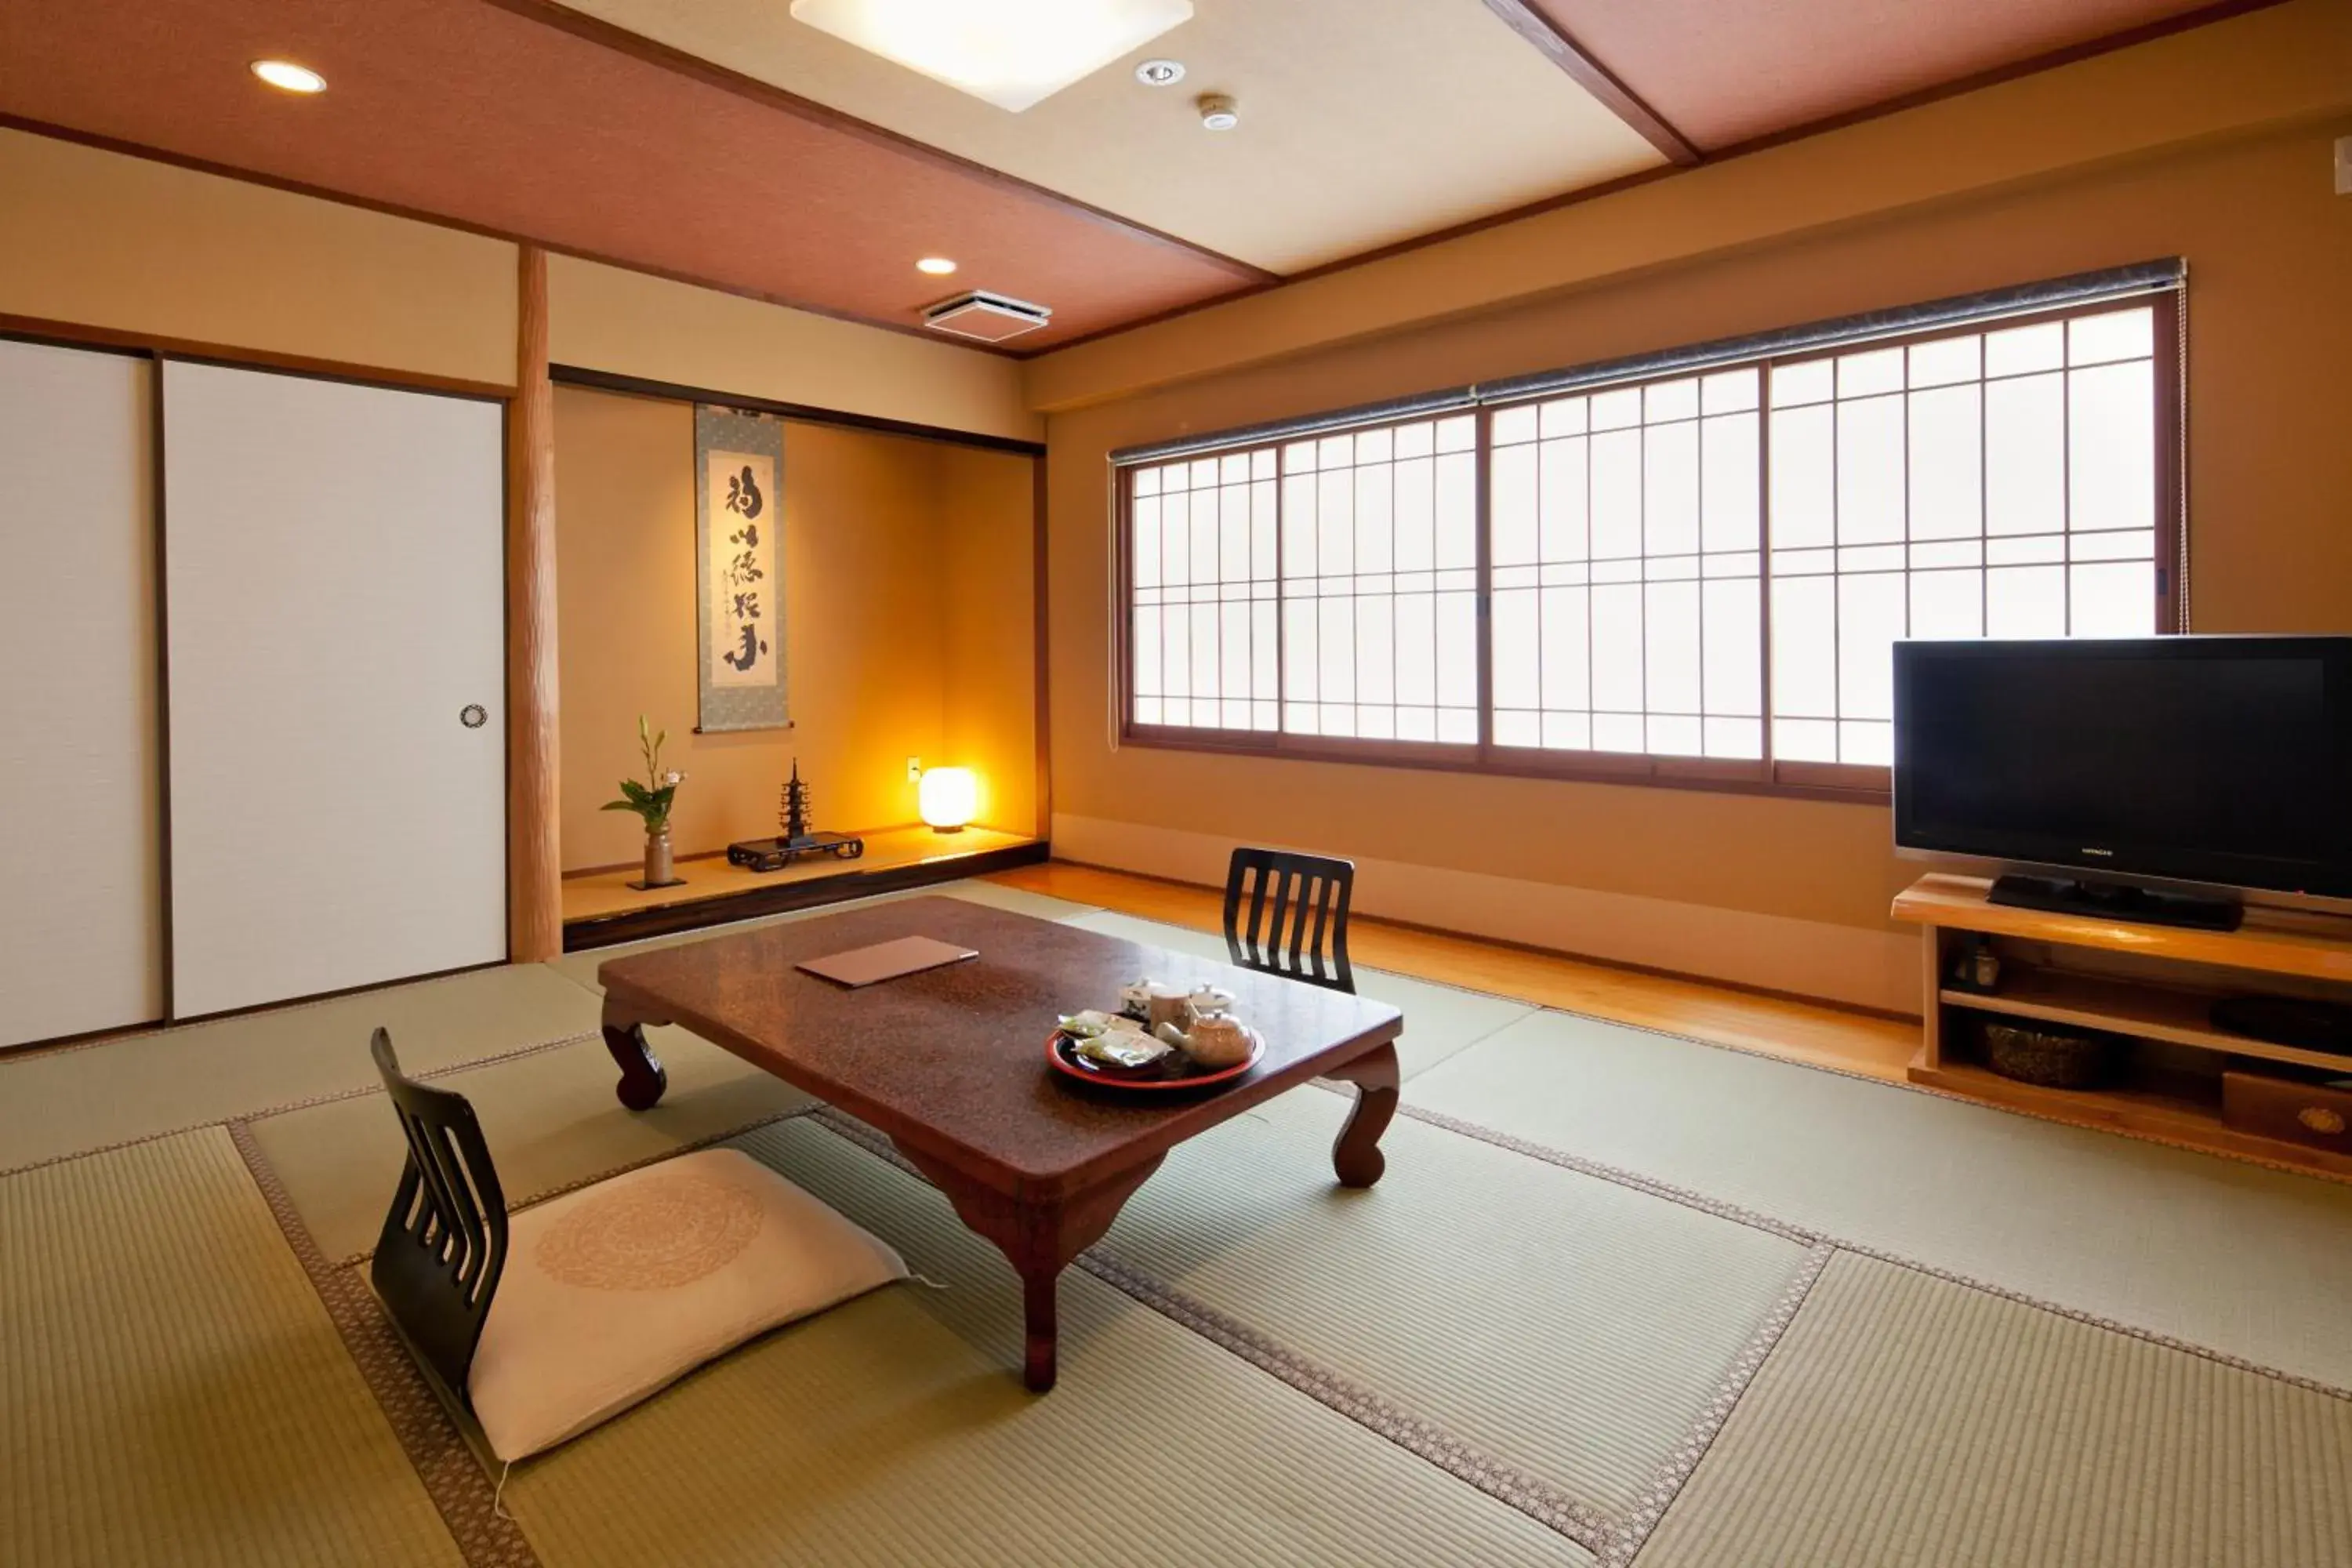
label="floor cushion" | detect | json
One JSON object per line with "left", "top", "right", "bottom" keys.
{"left": 467, "top": 1145, "right": 906, "bottom": 1462}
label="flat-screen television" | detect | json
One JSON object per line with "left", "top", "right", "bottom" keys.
{"left": 1893, "top": 637, "right": 2352, "bottom": 905}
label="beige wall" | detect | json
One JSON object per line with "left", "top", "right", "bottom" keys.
{"left": 1038, "top": 114, "right": 2352, "bottom": 1011}
{"left": 0, "top": 128, "right": 517, "bottom": 386}
{"left": 549, "top": 257, "right": 1040, "bottom": 444}
{"left": 556, "top": 385, "right": 1036, "bottom": 872}
{"left": 938, "top": 444, "right": 1042, "bottom": 837}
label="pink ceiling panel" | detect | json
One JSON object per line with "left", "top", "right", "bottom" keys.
{"left": 1523, "top": 0, "right": 2230, "bottom": 151}
{"left": 0, "top": 0, "right": 1263, "bottom": 347}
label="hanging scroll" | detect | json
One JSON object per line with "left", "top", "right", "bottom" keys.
{"left": 693, "top": 406, "right": 789, "bottom": 731}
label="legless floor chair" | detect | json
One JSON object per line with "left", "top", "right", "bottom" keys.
{"left": 1223, "top": 848, "right": 1358, "bottom": 994}
{"left": 368, "top": 1029, "right": 907, "bottom": 1463}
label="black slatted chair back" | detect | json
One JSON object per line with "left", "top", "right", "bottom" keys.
{"left": 1223, "top": 848, "right": 1356, "bottom": 993}
{"left": 368, "top": 1028, "right": 509, "bottom": 1401}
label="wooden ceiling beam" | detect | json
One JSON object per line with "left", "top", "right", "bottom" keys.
{"left": 1479, "top": 0, "right": 1702, "bottom": 166}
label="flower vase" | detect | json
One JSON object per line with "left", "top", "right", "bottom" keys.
{"left": 643, "top": 824, "right": 674, "bottom": 887}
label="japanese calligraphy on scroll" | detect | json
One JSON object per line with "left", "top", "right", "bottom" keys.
{"left": 693, "top": 406, "right": 789, "bottom": 731}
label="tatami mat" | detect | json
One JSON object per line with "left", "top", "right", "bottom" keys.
{"left": 1635, "top": 1252, "right": 2352, "bottom": 1568}
{"left": 1089, "top": 1089, "right": 1806, "bottom": 1523}
{"left": 502, "top": 1115, "right": 1592, "bottom": 1568}
{"left": 1062, "top": 909, "right": 1534, "bottom": 1080}
{"left": 1411, "top": 1010, "right": 2352, "bottom": 1390}
{"left": 0, "top": 1130, "right": 462, "bottom": 1566}
{"left": 929, "top": 877, "right": 1102, "bottom": 922}
{"left": 0, "top": 964, "right": 604, "bottom": 1173}
{"left": 249, "top": 1027, "right": 814, "bottom": 1262}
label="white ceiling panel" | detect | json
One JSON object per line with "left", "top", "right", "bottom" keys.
{"left": 550, "top": 0, "right": 1667, "bottom": 274}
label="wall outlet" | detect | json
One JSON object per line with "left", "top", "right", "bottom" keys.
{"left": 2338, "top": 135, "right": 2352, "bottom": 197}
{"left": 907, "top": 756, "right": 923, "bottom": 782}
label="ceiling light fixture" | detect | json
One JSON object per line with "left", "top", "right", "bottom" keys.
{"left": 1196, "top": 93, "right": 1238, "bottom": 131}
{"left": 1134, "top": 58, "right": 1185, "bottom": 87}
{"left": 250, "top": 59, "right": 327, "bottom": 95}
{"left": 916, "top": 256, "right": 958, "bottom": 275}
{"left": 789, "top": 0, "right": 1194, "bottom": 113}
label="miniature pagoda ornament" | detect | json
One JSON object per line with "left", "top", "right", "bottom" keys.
{"left": 780, "top": 761, "right": 816, "bottom": 846}
{"left": 726, "top": 758, "right": 866, "bottom": 873}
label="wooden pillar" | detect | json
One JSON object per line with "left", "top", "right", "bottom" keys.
{"left": 507, "top": 245, "right": 562, "bottom": 961}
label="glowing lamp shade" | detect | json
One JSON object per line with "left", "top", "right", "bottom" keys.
{"left": 919, "top": 767, "right": 978, "bottom": 833}
{"left": 789, "top": 0, "right": 1193, "bottom": 113}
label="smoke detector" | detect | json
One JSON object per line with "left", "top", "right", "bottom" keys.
{"left": 922, "top": 290, "right": 1054, "bottom": 343}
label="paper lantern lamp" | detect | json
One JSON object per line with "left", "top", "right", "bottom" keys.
{"left": 919, "top": 767, "right": 976, "bottom": 833}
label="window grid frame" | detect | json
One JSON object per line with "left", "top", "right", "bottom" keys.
{"left": 1486, "top": 366, "right": 1769, "bottom": 770}
{"left": 1115, "top": 295, "right": 2183, "bottom": 804}
{"left": 1762, "top": 304, "right": 2176, "bottom": 770}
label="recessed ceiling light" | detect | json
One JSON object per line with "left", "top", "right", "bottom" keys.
{"left": 789, "top": 0, "right": 1194, "bottom": 113}
{"left": 250, "top": 59, "right": 327, "bottom": 95}
{"left": 1196, "top": 93, "right": 1238, "bottom": 131}
{"left": 916, "top": 257, "right": 958, "bottom": 276}
{"left": 1134, "top": 58, "right": 1185, "bottom": 87}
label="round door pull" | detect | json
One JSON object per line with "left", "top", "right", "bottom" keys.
{"left": 460, "top": 703, "right": 488, "bottom": 729}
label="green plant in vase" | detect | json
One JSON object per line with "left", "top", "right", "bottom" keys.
{"left": 604, "top": 716, "right": 686, "bottom": 886}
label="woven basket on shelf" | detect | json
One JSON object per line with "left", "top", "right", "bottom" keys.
{"left": 1980, "top": 1019, "right": 2115, "bottom": 1090}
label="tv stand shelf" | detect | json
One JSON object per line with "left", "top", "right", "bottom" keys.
{"left": 1893, "top": 875, "right": 2352, "bottom": 1180}
{"left": 1938, "top": 971, "right": 2352, "bottom": 1075}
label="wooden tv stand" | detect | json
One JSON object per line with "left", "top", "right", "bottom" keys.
{"left": 1893, "top": 874, "right": 2352, "bottom": 1179}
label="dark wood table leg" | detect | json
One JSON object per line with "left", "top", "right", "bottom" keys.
{"left": 599, "top": 995, "right": 671, "bottom": 1111}
{"left": 1326, "top": 1040, "right": 1400, "bottom": 1189}
{"left": 895, "top": 1145, "right": 1164, "bottom": 1392}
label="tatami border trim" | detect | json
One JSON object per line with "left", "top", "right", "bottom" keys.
{"left": 810, "top": 1104, "right": 1730, "bottom": 1558}
{"left": 1379, "top": 1096, "right": 2352, "bottom": 1407}
{"left": 1595, "top": 1244, "right": 1832, "bottom": 1567}
{"left": 804, "top": 1082, "right": 2352, "bottom": 1566}
{"left": 1083, "top": 1245, "right": 1618, "bottom": 1552}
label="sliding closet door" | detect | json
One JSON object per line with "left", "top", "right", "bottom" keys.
{"left": 0, "top": 341, "right": 162, "bottom": 1047}
{"left": 163, "top": 361, "right": 506, "bottom": 1018}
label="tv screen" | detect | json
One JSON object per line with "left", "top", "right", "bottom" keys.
{"left": 1893, "top": 637, "right": 2352, "bottom": 899}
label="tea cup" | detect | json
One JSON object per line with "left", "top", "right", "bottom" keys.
{"left": 1143, "top": 982, "right": 1196, "bottom": 1034}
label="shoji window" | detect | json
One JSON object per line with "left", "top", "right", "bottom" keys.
{"left": 1116, "top": 264, "right": 2179, "bottom": 798}
{"left": 1488, "top": 370, "right": 1763, "bottom": 762}
{"left": 1124, "top": 412, "right": 1480, "bottom": 747}
{"left": 1277, "top": 416, "right": 1480, "bottom": 744}
{"left": 1128, "top": 452, "right": 1280, "bottom": 733}
{"left": 1766, "top": 306, "right": 2163, "bottom": 767}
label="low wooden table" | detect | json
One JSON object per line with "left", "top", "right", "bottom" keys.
{"left": 596, "top": 897, "right": 1404, "bottom": 1390}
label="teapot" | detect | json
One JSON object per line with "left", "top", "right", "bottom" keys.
{"left": 1153, "top": 992, "right": 1253, "bottom": 1069}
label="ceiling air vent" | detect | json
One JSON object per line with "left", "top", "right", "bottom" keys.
{"left": 923, "top": 290, "right": 1053, "bottom": 343}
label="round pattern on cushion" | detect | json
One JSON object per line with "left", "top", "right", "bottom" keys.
{"left": 535, "top": 1169, "right": 764, "bottom": 1290}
